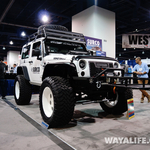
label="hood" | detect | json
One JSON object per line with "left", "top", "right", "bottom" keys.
{"left": 44, "top": 53, "right": 75, "bottom": 62}
{"left": 75, "top": 56, "right": 117, "bottom": 61}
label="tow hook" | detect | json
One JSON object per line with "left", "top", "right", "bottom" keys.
{"left": 113, "top": 87, "right": 116, "bottom": 94}
{"left": 96, "top": 81, "right": 101, "bottom": 89}
{"left": 113, "top": 80, "right": 116, "bottom": 94}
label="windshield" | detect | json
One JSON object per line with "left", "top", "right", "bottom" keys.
{"left": 44, "top": 40, "right": 88, "bottom": 55}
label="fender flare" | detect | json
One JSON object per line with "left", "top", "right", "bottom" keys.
{"left": 42, "top": 63, "right": 77, "bottom": 80}
{"left": 17, "top": 66, "right": 30, "bottom": 81}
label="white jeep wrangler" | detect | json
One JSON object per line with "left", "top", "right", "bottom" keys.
{"left": 14, "top": 25, "right": 133, "bottom": 127}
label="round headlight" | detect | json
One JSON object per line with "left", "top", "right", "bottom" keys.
{"left": 114, "top": 62, "right": 119, "bottom": 68}
{"left": 79, "top": 60, "right": 86, "bottom": 69}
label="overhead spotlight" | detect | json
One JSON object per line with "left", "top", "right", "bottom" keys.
{"left": 42, "top": 15, "right": 49, "bottom": 23}
{"left": 124, "top": 48, "right": 126, "bottom": 51}
{"left": 9, "top": 41, "right": 13, "bottom": 45}
{"left": 21, "top": 31, "right": 26, "bottom": 37}
{"left": 135, "top": 29, "right": 138, "bottom": 32}
{"left": 38, "top": 10, "right": 50, "bottom": 24}
{"left": 119, "top": 54, "right": 121, "bottom": 56}
{"left": 95, "top": 0, "right": 98, "bottom": 5}
{"left": 3, "top": 47, "right": 6, "bottom": 50}
{"left": 129, "top": 59, "right": 130, "bottom": 61}
{"left": 134, "top": 56, "right": 136, "bottom": 58}
{"left": 134, "top": 48, "right": 136, "bottom": 49}
{"left": 142, "top": 51, "right": 144, "bottom": 54}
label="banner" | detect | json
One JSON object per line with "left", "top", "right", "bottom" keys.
{"left": 122, "top": 34, "right": 150, "bottom": 48}
{"left": 96, "top": 51, "right": 106, "bottom": 57}
{"left": 84, "top": 36, "right": 106, "bottom": 56}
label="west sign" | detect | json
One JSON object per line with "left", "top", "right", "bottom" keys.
{"left": 122, "top": 34, "right": 150, "bottom": 48}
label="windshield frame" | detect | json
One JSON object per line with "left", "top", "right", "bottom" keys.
{"left": 44, "top": 39, "right": 89, "bottom": 55}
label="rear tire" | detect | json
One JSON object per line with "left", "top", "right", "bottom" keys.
{"left": 39, "top": 76, "right": 75, "bottom": 128}
{"left": 14, "top": 75, "right": 32, "bottom": 105}
{"left": 100, "top": 88, "right": 133, "bottom": 115}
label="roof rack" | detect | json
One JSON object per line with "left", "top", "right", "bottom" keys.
{"left": 28, "top": 27, "right": 86, "bottom": 44}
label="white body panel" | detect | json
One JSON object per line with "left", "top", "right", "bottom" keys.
{"left": 20, "top": 36, "right": 120, "bottom": 86}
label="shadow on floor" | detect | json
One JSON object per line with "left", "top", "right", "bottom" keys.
{"left": 98, "top": 111, "right": 124, "bottom": 119}
{"left": 51, "top": 110, "right": 124, "bottom": 130}
{"left": 73, "top": 109, "right": 124, "bottom": 120}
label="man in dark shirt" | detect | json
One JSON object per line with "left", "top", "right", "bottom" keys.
{"left": 0, "top": 57, "right": 6, "bottom": 99}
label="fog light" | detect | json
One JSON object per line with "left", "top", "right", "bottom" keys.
{"left": 81, "top": 71, "right": 85, "bottom": 76}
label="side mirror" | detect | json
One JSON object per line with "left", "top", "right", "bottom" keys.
{"left": 88, "top": 51, "right": 93, "bottom": 56}
{"left": 32, "top": 49, "right": 40, "bottom": 57}
{"left": 87, "top": 49, "right": 93, "bottom": 56}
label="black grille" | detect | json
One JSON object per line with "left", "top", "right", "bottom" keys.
{"left": 109, "top": 63, "right": 113, "bottom": 68}
{"left": 89, "top": 62, "right": 113, "bottom": 77}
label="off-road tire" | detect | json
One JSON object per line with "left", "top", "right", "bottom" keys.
{"left": 14, "top": 75, "right": 32, "bottom": 105}
{"left": 100, "top": 88, "right": 133, "bottom": 115}
{"left": 39, "top": 76, "right": 75, "bottom": 128}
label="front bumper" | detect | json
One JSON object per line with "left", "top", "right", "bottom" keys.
{"left": 73, "top": 68, "right": 150, "bottom": 90}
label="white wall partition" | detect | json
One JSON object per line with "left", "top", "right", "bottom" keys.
{"left": 72, "top": 5, "right": 115, "bottom": 58}
{"left": 7, "top": 51, "right": 20, "bottom": 70}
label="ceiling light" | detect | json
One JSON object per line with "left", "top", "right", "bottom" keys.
{"left": 142, "top": 51, "right": 144, "bottom": 54}
{"left": 9, "top": 41, "right": 13, "bottom": 45}
{"left": 42, "top": 15, "right": 49, "bottom": 23}
{"left": 129, "top": 59, "right": 130, "bottom": 61}
{"left": 119, "top": 54, "right": 121, "bottom": 56}
{"left": 135, "top": 29, "right": 138, "bottom": 32}
{"left": 134, "top": 56, "right": 136, "bottom": 58}
{"left": 38, "top": 10, "right": 50, "bottom": 24}
{"left": 21, "top": 31, "right": 26, "bottom": 37}
{"left": 3, "top": 47, "right": 6, "bottom": 50}
{"left": 124, "top": 48, "right": 126, "bottom": 51}
{"left": 134, "top": 48, "right": 136, "bottom": 49}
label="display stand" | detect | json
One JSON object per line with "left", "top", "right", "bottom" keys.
{"left": 126, "top": 98, "right": 135, "bottom": 119}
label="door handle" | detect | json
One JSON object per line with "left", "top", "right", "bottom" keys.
{"left": 29, "top": 61, "right": 33, "bottom": 63}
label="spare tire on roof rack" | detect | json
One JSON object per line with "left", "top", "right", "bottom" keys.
{"left": 38, "top": 24, "right": 68, "bottom": 33}
{"left": 37, "top": 24, "right": 68, "bottom": 38}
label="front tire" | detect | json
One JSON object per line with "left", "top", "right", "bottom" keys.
{"left": 100, "top": 88, "right": 133, "bottom": 115}
{"left": 14, "top": 75, "right": 32, "bottom": 105}
{"left": 39, "top": 77, "right": 75, "bottom": 128}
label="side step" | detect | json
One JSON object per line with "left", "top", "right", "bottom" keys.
{"left": 82, "top": 99, "right": 109, "bottom": 105}
{"left": 75, "top": 98, "right": 110, "bottom": 105}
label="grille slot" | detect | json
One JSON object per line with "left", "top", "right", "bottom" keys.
{"left": 89, "top": 62, "right": 113, "bottom": 77}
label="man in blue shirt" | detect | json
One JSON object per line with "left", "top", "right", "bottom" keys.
{"left": 132, "top": 57, "right": 150, "bottom": 103}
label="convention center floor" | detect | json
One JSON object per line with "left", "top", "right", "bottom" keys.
{"left": 1, "top": 90, "right": 150, "bottom": 150}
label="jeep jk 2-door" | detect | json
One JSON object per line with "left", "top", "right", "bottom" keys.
{"left": 14, "top": 25, "right": 140, "bottom": 128}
